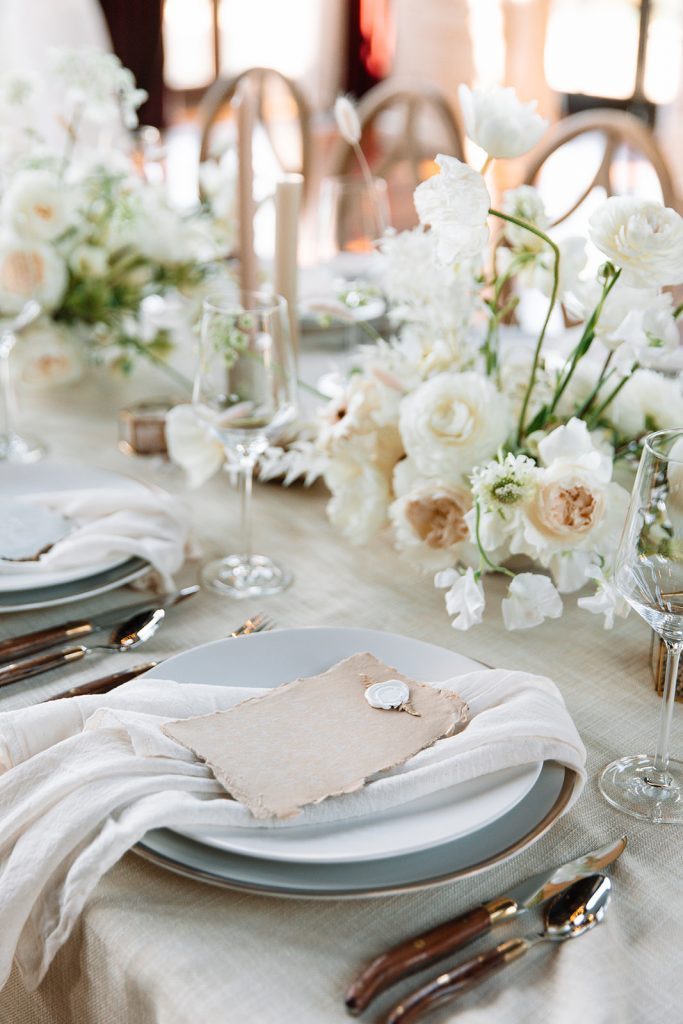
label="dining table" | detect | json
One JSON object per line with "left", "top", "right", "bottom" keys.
{"left": 0, "top": 335, "right": 681, "bottom": 1024}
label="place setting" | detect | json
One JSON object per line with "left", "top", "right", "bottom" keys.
{"left": 1, "top": 15, "right": 683, "bottom": 1024}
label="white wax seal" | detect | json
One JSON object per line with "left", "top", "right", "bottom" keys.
{"left": 365, "top": 679, "right": 410, "bottom": 710}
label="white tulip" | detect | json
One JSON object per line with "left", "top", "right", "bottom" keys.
{"left": 399, "top": 372, "right": 511, "bottom": 482}
{"left": 435, "top": 566, "right": 486, "bottom": 630}
{"left": 458, "top": 84, "right": 548, "bottom": 159}
{"left": 501, "top": 573, "right": 563, "bottom": 630}
{"left": 1, "top": 169, "right": 71, "bottom": 242}
{"left": 413, "top": 155, "right": 490, "bottom": 264}
{"left": 166, "top": 404, "right": 224, "bottom": 489}
{"left": 589, "top": 197, "right": 683, "bottom": 287}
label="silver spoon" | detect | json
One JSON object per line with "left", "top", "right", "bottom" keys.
{"left": 386, "top": 874, "right": 612, "bottom": 1024}
{"left": 0, "top": 607, "right": 166, "bottom": 688}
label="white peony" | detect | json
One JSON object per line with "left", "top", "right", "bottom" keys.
{"left": 609, "top": 369, "right": 683, "bottom": 438}
{"left": 435, "top": 566, "right": 485, "bottom": 630}
{"left": 0, "top": 236, "right": 67, "bottom": 313}
{"left": 1, "top": 170, "right": 72, "bottom": 242}
{"left": 458, "top": 84, "right": 548, "bottom": 159}
{"left": 589, "top": 197, "right": 683, "bottom": 287}
{"left": 502, "top": 185, "right": 549, "bottom": 251}
{"left": 389, "top": 473, "right": 477, "bottom": 571}
{"left": 399, "top": 372, "right": 511, "bottom": 482}
{"left": 413, "top": 155, "right": 490, "bottom": 264}
{"left": 501, "top": 573, "right": 563, "bottom": 630}
{"left": 13, "top": 321, "right": 84, "bottom": 389}
{"left": 324, "top": 436, "right": 392, "bottom": 545}
{"left": 166, "top": 404, "right": 225, "bottom": 489}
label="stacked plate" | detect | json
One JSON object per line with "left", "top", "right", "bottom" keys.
{"left": 135, "top": 628, "right": 574, "bottom": 898}
{"left": 0, "top": 462, "right": 149, "bottom": 612}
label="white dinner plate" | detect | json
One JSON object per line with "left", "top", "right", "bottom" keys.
{"left": 0, "top": 461, "right": 148, "bottom": 592}
{"left": 134, "top": 629, "right": 572, "bottom": 894}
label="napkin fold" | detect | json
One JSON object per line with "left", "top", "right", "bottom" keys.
{"left": 0, "top": 488, "right": 192, "bottom": 590}
{"left": 0, "top": 669, "right": 586, "bottom": 992}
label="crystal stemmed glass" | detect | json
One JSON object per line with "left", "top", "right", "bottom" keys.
{"left": 0, "top": 300, "right": 44, "bottom": 463}
{"left": 194, "top": 290, "right": 298, "bottom": 598}
{"left": 601, "top": 429, "right": 683, "bottom": 822}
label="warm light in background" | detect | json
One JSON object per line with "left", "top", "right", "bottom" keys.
{"left": 163, "top": 0, "right": 215, "bottom": 90}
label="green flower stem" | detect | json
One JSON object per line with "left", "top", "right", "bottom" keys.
{"left": 488, "top": 210, "right": 560, "bottom": 445}
{"left": 674, "top": 302, "right": 683, "bottom": 320}
{"left": 353, "top": 141, "right": 387, "bottom": 234}
{"left": 546, "top": 267, "right": 621, "bottom": 419}
{"left": 573, "top": 350, "right": 614, "bottom": 420}
{"left": 587, "top": 362, "right": 639, "bottom": 428}
{"left": 474, "top": 501, "right": 515, "bottom": 578}
{"left": 125, "top": 337, "right": 194, "bottom": 392}
{"left": 483, "top": 252, "right": 525, "bottom": 376}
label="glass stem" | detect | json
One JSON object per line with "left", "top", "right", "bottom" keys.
{"left": 648, "top": 639, "right": 682, "bottom": 787}
{"left": 238, "top": 456, "right": 255, "bottom": 561}
{"left": 0, "top": 334, "right": 16, "bottom": 438}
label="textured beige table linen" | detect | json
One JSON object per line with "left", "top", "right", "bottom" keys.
{"left": 0, "top": 357, "right": 682, "bottom": 1024}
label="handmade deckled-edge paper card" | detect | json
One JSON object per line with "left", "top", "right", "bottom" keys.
{"left": 163, "top": 652, "right": 468, "bottom": 820}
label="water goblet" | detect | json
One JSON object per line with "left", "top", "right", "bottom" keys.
{"left": 0, "top": 300, "right": 45, "bottom": 463}
{"left": 601, "top": 429, "right": 683, "bottom": 822}
{"left": 194, "top": 290, "right": 298, "bottom": 598}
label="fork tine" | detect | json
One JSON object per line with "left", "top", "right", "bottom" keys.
{"left": 230, "top": 613, "right": 273, "bottom": 637}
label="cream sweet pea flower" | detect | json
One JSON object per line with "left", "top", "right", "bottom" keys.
{"left": 399, "top": 372, "right": 511, "bottom": 482}
{"left": 435, "top": 566, "right": 485, "bottom": 630}
{"left": 501, "top": 573, "right": 563, "bottom": 630}
{"left": 166, "top": 404, "right": 225, "bottom": 489}
{"left": 458, "top": 84, "right": 548, "bottom": 159}
{"left": 589, "top": 197, "right": 683, "bottom": 287}
{"left": 1, "top": 169, "right": 71, "bottom": 242}
{"left": 413, "top": 155, "right": 490, "bottom": 264}
{"left": 0, "top": 237, "right": 67, "bottom": 313}
{"left": 577, "top": 565, "right": 630, "bottom": 630}
{"left": 390, "top": 471, "right": 477, "bottom": 571}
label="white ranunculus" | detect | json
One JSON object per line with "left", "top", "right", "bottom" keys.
{"left": 502, "top": 185, "right": 549, "bottom": 251}
{"left": 609, "top": 369, "right": 683, "bottom": 438}
{"left": 0, "top": 237, "right": 67, "bottom": 313}
{"left": 389, "top": 475, "right": 477, "bottom": 571}
{"left": 501, "top": 573, "right": 563, "bottom": 630}
{"left": 166, "top": 404, "right": 225, "bottom": 489}
{"left": 13, "top": 321, "right": 84, "bottom": 389}
{"left": 458, "top": 84, "right": 548, "bottom": 159}
{"left": 399, "top": 372, "right": 512, "bottom": 482}
{"left": 1, "top": 169, "right": 72, "bottom": 242}
{"left": 413, "top": 155, "right": 490, "bottom": 264}
{"left": 589, "top": 197, "right": 683, "bottom": 287}
{"left": 435, "top": 566, "right": 485, "bottom": 630}
{"left": 577, "top": 564, "right": 630, "bottom": 630}
{"left": 324, "top": 436, "right": 392, "bottom": 544}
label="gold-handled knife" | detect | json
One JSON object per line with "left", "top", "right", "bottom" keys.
{"left": 0, "top": 585, "right": 199, "bottom": 662}
{"left": 345, "top": 834, "right": 627, "bottom": 1015}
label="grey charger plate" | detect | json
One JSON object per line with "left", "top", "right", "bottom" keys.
{"left": 0, "top": 557, "right": 149, "bottom": 612}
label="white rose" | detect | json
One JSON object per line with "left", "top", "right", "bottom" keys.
{"left": 0, "top": 237, "right": 67, "bottom": 313}
{"left": 413, "top": 155, "right": 490, "bottom": 264}
{"left": 501, "top": 573, "right": 563, "bottom": 630}
{"left": 458, "top": 84, "right": 548, "bottom": 159}
{"left": 502, "top": 185, "right": 549, "bottom": 251}
{"left": 324, "top": 436, "right": 392, "bottom": 544}
{"left": 399, "top": 372, "right": 511, "bottom": 481}
{"left": 13, "top": 321, "right": 84, "bottom": 389}
{"left": 609, "top": 369, "right": 683, "bottom": 438}
{"left": 1, "top": 169, "right": 71, "bottom": 241}
{"left": 166, "top": 404, "right": 225, "bottom": 489}
{"left": 389, "top": 473, "right": 477, "bottom": 571}
{"left": 589, "top": 197, "right": 683, "bottom": 287}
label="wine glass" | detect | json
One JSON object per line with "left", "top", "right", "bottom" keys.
{"left": 0, "top": 300, "right": 45, "bottom": 463}
{"left": 316, "top": 174, "right": 389, "bottom": 276}
{"left": 194, "top": 290, "right": 298, "bottom": 598}
{"left": 601, "top": 429, "right": 683, "bottom": 822}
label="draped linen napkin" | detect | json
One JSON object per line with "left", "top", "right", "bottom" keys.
{"left": 0, "top": 669, "right": 586, "bottom": 992}
{"left": 0, "top": 488, "right": 192, "bottom": 590}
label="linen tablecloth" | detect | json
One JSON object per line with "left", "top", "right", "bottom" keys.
{"left": 0, "top": 352, "right": 681, "bottom": 1024}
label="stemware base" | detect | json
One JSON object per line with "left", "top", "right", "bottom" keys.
{"left": 0, "top": 432, "right": 45, "bottom": 464}
{"left": 201, "top": 553, "right": 292, "bottom": 599}
{"left": 599, "top": 754, "right": 683, "bottom": 823}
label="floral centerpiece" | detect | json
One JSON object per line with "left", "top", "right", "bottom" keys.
{"left": 169, "top": 85, "right": 683, "bottom": 631}
{"left": 0, "top": 49, "right": 234, "bottom": 389}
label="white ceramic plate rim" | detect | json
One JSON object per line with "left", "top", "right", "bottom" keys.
{"left": 144, "top": 627, "right": 543, "bottom": 864}
{"left": 0, "top": 557, "right": 149, "bottom": 612}
{"left": 0, "top": 460, "right": 150, "bottom": 591}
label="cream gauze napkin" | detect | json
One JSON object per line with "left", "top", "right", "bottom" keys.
{"left": 0, "top": 667, "right": 586, "bottom": 992}
{"left": 0, "top": 488, "right": 192, "bottom": 590}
